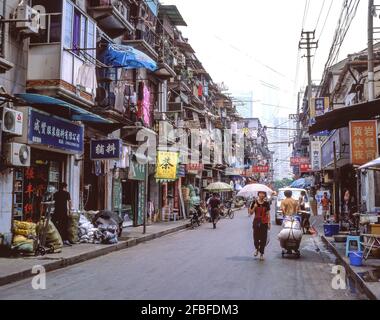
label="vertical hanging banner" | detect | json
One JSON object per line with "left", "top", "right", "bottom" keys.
{"left": 155, "top": 151, "right": 179, "bottom": 180}
{"left": 311, "top": 141, "right": 322, "bottom": 171}
{"left": 310, "top": 97, "right": 330, "bottom": 119}
{"left": 349, "top": 120, "right": 378, "bottom": 165}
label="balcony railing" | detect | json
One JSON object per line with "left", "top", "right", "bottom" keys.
{"left": 90, "top": 0, "right": 130, "bottom": 19}
{"left": 135, "top": 29, "right": 157, "bottom": 51}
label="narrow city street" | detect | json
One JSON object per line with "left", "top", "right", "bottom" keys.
{"left": 0, "top": 210, "right": 363, "bottom": 300}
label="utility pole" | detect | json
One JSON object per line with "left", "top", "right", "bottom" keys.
{"left": 368, "top": 0, "right": 375, "bottom": 101}
{"left": 299, "top": 31, "right": 318, "bottom": 102}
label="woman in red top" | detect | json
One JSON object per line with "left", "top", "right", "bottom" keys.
{"left": 249, "top": 191, "right": 271, "bottom": 261}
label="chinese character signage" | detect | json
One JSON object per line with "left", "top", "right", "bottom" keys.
{"left": 290, "top": 157, "right": 310, "bottom": 166}
{"left": 186, "top": 163, "right": 204, "bottom": 172}
{"left": 178, "top": 165, "right": 186, "bottom": 177}
{"left": 156, "top": 151, "right": 179, "bottom": 180}
{"left": 350, "top": 120, "right": 378, "bottom": 165}
{"left": 252, "top": 166, "right": 270, "bottom": 173}
{"left": 311, "top": 141, "right": 322, "bottom": 171}
{"left": 310, "top": 97, "right": 329, "bottom": 119}
{"left": 90, "top": 139, "right": 122, "bottom": 160}
{"left": 28, "top": 109, "right": 84, "bottom": 154}
{"left": 300, "top": 163, "right": 312, "bottom": 173}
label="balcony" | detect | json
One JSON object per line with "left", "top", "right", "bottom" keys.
{"left": 156, "top": 47, "right": 176, "bottom": 79}
{"left": 123, "top": 29, "right": 158, "bottom": 61}
{"left": 88, "top": 0, "right": 134, "bottom": 38}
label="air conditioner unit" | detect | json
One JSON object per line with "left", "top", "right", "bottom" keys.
{"left": 15, "top": 3, "right": 40, "bottom": 35}
{"left": 3, "top": 143, "right": 31, "bottom": 167}
{"left": 2, "top": 107, "right": 23, "bottom": 136}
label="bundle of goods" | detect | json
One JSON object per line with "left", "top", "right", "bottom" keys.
{"left": 278, "top": 217, "right": 303, "bottom": 258}
{"left": 92, "top": 211, "right": 121, "bottom": 244}
{"left": 67, "top": 212, "right": 80, "bottom": 244}
{"left": 78, "top": 213, "right": 119, "bottom": 245}
{"left": 36, "top": 219, "right": 63, "bottom": 253}
{"left": 11, "top": 221, "right": 37, "bottom": 254}
{"left": 78, "top": 214, "right": 99, "bottom": 244}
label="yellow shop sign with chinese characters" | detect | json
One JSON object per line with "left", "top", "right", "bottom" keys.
{"left": 155, "top": 151, "right": 179, "bottom": 180}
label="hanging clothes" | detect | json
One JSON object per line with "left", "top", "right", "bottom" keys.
{"left": 142, "top": 85, "right": 151, "bottom": 126}
{"left": 198, "top": 84, "right": 203, "bottom": 97}
{"left": 113, "top": 81, "right": 125, "bottom": 113}
{"left": 76, "top": 63, "right": 97, "bottom": 93}
{"left": 137, "top": 82, "right": 144, "bottom": 119}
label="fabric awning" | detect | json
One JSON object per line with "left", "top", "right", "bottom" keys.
{"left": 309, "top": 99, "right": 380, "bottom": 134}
{"left": 15, "top": 93, "right": 123, "bottom": 133}
{"left": 99, "top": 44, "right": 157, "bottom": 71}
{"left": 359, "top": 157, "right": 380, "bottom": 170}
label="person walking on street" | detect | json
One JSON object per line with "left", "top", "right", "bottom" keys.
{"left": 208, "top": 193, "right": 221, "bottom": 229}
{"left": 53, "top": 182, "right": 72, "bottom": 246}
{"left": 321, "top": 192, "right": 331, "bottom": 223}
{"left": 249, "top": 191, "right": 271, "bottom": 261}
{"left": 298, "top": 190, "right": 310, "bottom": 234}
{"left": 340, "top": 189, "right": 356, "bottom": 230}
{"left": 281, "top": 190, "right": 298, "bottom": 217}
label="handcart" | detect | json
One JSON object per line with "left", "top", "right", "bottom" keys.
{"left": 35, "top": 192, "right": 55, "bottom": 256}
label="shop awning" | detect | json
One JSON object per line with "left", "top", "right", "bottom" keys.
{"left": 99, "top": 44, "right": 157, "bottom": 71}
{"left": 15, "top": 93, "right": 124, "bottom": 133}
{"left": 309, "top": 99, "right": 380, "bottom": 134}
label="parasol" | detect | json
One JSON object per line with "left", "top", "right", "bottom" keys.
{"left": 205, "top": 182, "right": 234, "bottom": 192}
{"left": 237, "top": 184, "right": 274, "bottom": 198}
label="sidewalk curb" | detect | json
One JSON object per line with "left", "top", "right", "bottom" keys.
{"left": 321, "top": 235, "right": 377, "bottom": 300}
{"left": 0, "top": 223, "right": 191, "bottom": 287}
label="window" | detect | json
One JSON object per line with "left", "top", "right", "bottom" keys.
{"left": 87, "top": 21, "right": 95, "bottom": 58}
{"left": 63, "top": 1, "right": 73, "bottom": 48}
{"left": 63, "top": 1, "right": 96, "bottom": 58}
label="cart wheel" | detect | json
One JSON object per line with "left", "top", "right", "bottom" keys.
{"left": 281, "top": 251, "right": 285, "bottom": 258}
{"left": 36, "top": 246, "right": 46, "bottom": 256}
{"left": 296, "top": 252, "right": 301, "bottom": 259}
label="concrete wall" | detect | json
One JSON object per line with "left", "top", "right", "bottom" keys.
{"left": 0, "top": 0, "right": 30, "bottom": 237}
{"left": 0, "top": 0, "right": 29, "bottom": 94}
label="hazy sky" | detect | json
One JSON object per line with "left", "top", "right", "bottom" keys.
{"left": 162, "top": 0, "right": 372, "bottom": 124}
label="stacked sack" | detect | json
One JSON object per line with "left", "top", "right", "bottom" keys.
{"left": 12, "top": 221, "right": 37, "bottom": 254}
{"left": 78, "top": 214, "right": 119, "bottom": 245}
{"left": 67, "top": 212, "right": 80, "bottom": 244}
{"left": 78, "top": 215, "right": 101, "bottom": 244}
{"left": 36, "top": 219, "right": 63, "bottom": 253}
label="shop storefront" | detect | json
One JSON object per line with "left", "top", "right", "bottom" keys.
{"left": 155, "top": 151, "right": 181, "bottom": 220}
{"left": 126, "top": 154, "right": 146, "bottom": 226}
{"left": 13, "top": 108, "right": 84, "bottom": 222}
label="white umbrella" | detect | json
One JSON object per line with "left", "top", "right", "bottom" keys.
{"left": 237, "top": 184, "right": 274, "bottom": 198}
{"left": 359, "top": 157, "right": 380, "bottom": 170}
{"left": 205, "top": 182, "right": 233, "bottom": 192}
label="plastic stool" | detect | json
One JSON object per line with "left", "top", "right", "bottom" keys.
{"left": 345, "top": 236, "right": 362, "bottom": 257}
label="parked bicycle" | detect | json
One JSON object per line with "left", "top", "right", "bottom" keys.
{"left": 220, "top": 201, "right": 234, "bottom": 219}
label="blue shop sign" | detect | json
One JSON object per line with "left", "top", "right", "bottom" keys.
{"left": 28, "top": 109, "right": 84, "bottom": 154}
{"left": 90, "top": 139, "right": 122, "bottom": 160}
{"left": 179, "top": 165, "right": 186, "bottom": 177}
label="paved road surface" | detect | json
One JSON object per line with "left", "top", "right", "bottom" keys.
{"left": 0, "top": 210, "right": 364, "bottom": 300}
